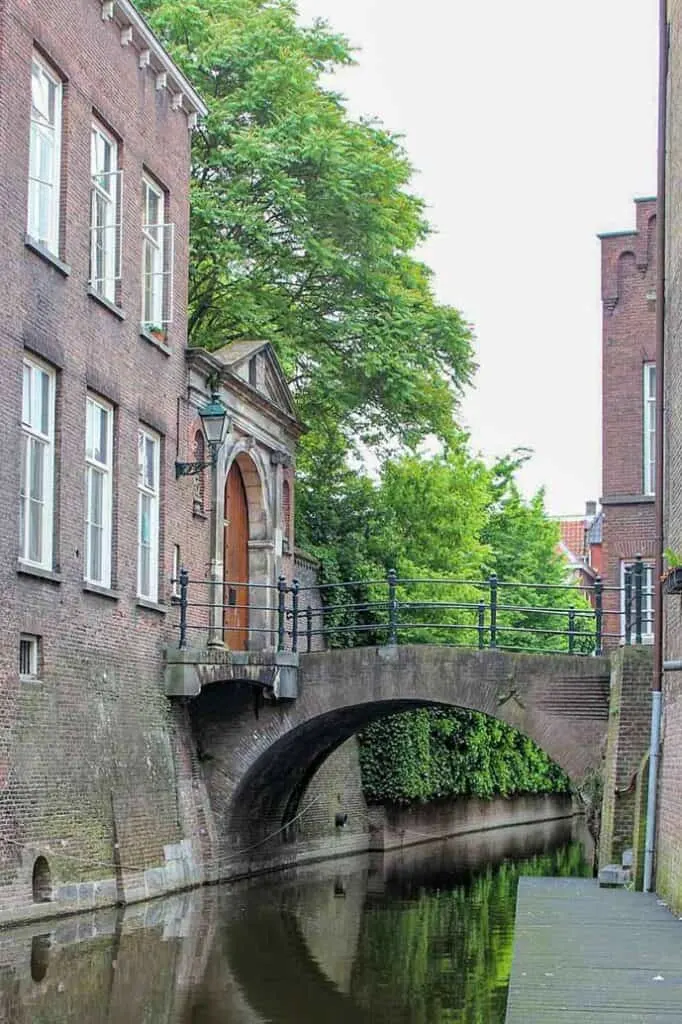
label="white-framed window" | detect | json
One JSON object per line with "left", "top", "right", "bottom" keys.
{"left": 171, "top": 543, "right": 180, "bottom": 599}
{"left": 621, "top": 560, "right": 655, "bottom": 643}
{"left": 138, "top": 427, "right": 160, "bottom": 601}
{"left": 20, "top": 355, "right": 56, "bottom": 569}
{"left": 28, "top": 53, "right": 62, "bottom": 253}
{"left": 643, "top": 362, "right": 656, "bottom": 496}
{"left": 19, "top": 634, "right": 40, "bottom": 679}
{"left": 90, "top": 122, "right": 122, "bottom": 303}
{"left": 85, "top": 394, "right": 114, "bottom": 587}
{"left": 141, "top": 176, "right": 174, "bottom": 332}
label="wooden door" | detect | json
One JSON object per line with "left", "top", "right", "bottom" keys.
{"left": 224, "top": 461, "right": 249, "bottom": 649}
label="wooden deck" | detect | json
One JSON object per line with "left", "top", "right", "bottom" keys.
{"left": 505, "top": 877, "right": 682, "bottom": 1022}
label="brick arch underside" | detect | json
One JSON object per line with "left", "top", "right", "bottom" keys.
{"left": 192, "top": 646, "right": 610, "bottom": 859}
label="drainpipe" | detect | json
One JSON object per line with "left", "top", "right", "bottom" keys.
{"left": 644, "top": 0, "right": 668, "bottom": 894}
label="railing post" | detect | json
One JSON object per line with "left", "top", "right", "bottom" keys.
{"left": 634, "top": 553, "right": 644, "bottom": 645}
{"left": 178, "top": 567, "right": 189, "bottom": 650}
{"left": 306, "top": 605, "right": 313, "bottom": 653}
{"left": 291, "top": 578, "right": 300, "bottom": 653}
{"left": 624, "top": 565, "right": 632, "bottom": 645}
{"left": 594, "top": 575, "right": 603, "bottom": 656}
{"left": 277, "top": 575, "right": 287, "bottom": 652}
{"left": 477, "top": 600, "right": 485, "bottom": 650}
{"left": 489, "top": 572, "right": 498, "bottom": 648}
{"left": 568, "top": 607, "right": 576, "bottom": 654}
{"left": 387, "top": 569, "right": 398, "bottom": 645}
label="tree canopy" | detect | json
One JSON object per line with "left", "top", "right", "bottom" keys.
{"left": 137, "top": 0, "right": 473, "bottom": 450}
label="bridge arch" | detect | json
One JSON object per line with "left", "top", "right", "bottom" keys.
{"left": 189, "top": 645, "right": 610, "bottom": 866}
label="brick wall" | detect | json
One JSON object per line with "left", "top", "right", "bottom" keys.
{"left": 660, "top": 0, "right": 682, "bottom": 915}
{"left": 598, "top": 646, "right": 653, "bottom": 868}
{"left": 599, "top": 198, "right": 657, "bottom": 644}
{"left": 0, "top": 0, "right": 209, "bottom": 922}
{"left": 368, "top": 793, "right": 575, "bottom": 852}
{"left": 294, "top": 737, "right": 370, "bottom": 848}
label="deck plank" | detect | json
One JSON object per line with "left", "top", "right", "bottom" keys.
{"left": 505, "top": 877, "right": 682, "bottom": 1022}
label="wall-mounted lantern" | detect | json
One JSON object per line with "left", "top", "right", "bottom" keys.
{"left": 175, "top": 392, "right": 230, "bottom": 477}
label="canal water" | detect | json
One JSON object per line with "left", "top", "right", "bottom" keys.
{"left": 0, "top": 816, "right": 592, "bottom": 1023}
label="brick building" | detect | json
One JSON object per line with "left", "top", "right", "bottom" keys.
{"left": 0, "top": 0, "right": 305, "bottom": 924}
{"left": 598, "top": 198, "right": 657, "bottom": 645}
{"left": 660, "top": 0, "right": 682, "bottom": 916}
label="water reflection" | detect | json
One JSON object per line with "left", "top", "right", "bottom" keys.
{"left": 0, "top": 817, "right": 591, "bottom": 1024}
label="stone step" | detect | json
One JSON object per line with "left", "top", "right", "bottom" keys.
{"left": 598, "top": 863, "right": 632, "bottom": 887}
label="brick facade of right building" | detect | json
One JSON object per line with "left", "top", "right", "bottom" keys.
{"left": 599, "top": 198, "right": 657, "bottom": 646}
{"left": 660, "top": 0, "right": 682, "bottom": 913}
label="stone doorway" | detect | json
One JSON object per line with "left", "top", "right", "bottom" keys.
{"left": 224, "top": 460, "right": 250, "bottom": 650}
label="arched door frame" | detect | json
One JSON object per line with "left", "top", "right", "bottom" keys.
{"left": 215, "top": 439, "right": 275, "bottom": 650}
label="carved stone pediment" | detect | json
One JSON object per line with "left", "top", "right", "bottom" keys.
{"left": 213, "top": 340, "right": 297, "bottom": 420}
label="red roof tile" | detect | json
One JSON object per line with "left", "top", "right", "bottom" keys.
{"left": 559, "top": 519, "right": 586, "bottom": 561}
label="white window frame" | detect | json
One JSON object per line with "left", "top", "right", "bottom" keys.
{"left": 85, "top": 394, "right": 114, "bottom": 587}
{"left": 643, "top": 362, "right": 656, "bottom": 496}
{"left": 19, "top": 634, "right": 40, "bottom": 679}
{"left": 171, "top": 543, "right": 180, "bottom": 599}
{"left": 28, "top": 53, "right": 62, "bottom": 254}
{"left": 141, "top": 175, "right": 174, "bottom": 331}
{"left": 90, "top": 122, "right": 122, "bottom": 304}
{"left": 137, "top": 427, "right": 161, "bottom": 601}
{"left": 620, "top": 560, "right": 655, "bottom": 643}
{"left": 20, "top": 355, "right": 56, "bottom": 569}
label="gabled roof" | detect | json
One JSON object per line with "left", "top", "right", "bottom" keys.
{"left": 559, "top": 519, "right": 587, "bottom": 562}
{"left": 186, "top": 342, "right": 303, "bottom": 436}
{"left": 212, "top": 340, "right": 298, "bottom": 421}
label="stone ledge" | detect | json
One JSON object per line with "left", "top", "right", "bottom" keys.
{"left": 164, "top": 646, "right": 299, "bottom": 699}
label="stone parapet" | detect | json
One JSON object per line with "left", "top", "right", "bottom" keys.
{"left": 164, "top": 647, "right": 299, "bottom": 698}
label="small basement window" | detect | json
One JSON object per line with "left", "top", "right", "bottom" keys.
{"left": 19, "top": 634, "right": 40, "bottom": 679}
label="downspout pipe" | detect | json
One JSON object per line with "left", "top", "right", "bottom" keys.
{"left": 644, "top": 0, "right": 668, "bottom": 894}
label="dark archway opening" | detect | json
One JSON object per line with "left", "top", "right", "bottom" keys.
{"left": 225, "top": 699, "right": 576, "bottom": 858}
{"left": 32, "top": 856, "right": 52, "bottom": 903}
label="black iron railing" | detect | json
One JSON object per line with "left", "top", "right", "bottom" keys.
{"left": 173, "top": 554, "right": 652, "bottom": 656}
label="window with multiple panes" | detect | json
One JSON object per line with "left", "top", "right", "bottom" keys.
{"left": 19, "top": 635, "right": 40, "bottom": 678}
{"left": 643, "top": 363, "right": 656, "bottom": 496}
{"left": 142, "top": 176, "right": 174, "bottom": 331}
{"left": 137, "top": 427, "right": 160, "bottom": 601}
{"left": 85, "top": 395, "right": 114, "bottom": 587}
{"left": 90, "top": 123, "right": 121, "bottom": 303}
{"left": 28, "top": 54, "right": 62, "bottom": 253}
{"left": 621, "top": 560, "right": 655, "bottom": 642}
{"left": 20, "top": 356, "right": 56, "bottom": 569}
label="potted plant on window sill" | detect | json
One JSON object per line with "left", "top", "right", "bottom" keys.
{"left": 145, "top": 323, "right": 167, "bottom": 344}
{"left": 662, "top": 549, "right": 682, "bottom": 595}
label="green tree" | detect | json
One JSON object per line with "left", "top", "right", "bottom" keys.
{"left": 136, "top": 0, "right": 473, "bottom": 451}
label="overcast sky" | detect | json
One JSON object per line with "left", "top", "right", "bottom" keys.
{"left": 296, "top": 0, "right": 659, "bottom": 515}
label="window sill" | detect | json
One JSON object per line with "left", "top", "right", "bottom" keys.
{"left": 20, "top": 674, "right": 44, "bottom": 685}
{"left": 601, "top": 494, "right": 655, "bottom": 506}
{"left": 17, "top": 561, "right": 62, "bottom": 584}
{"left": 136, "top": 598, "right": 167, "bottom": 614}
{"left": 83, "top": 582, "right": 120, "bottom": 601}
{"left": 25, "top": 235, "right": 71, "bottom": 276}
{"left": 87, "top": 288, "right": 126, "bottom": 321}
{"left": 139, "top": 329, "right": 171, "bottom": 356}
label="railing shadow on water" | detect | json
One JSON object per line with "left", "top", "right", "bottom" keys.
{"left": 172, "top": 554, "right": 652, "bottom": 657}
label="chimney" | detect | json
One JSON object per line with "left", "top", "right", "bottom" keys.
{"left": 585, "top": 500, "right": 597, "bottom": 518}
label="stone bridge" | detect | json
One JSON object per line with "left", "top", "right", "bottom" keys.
{"left": 181, "top": 644, "right": 614, "bottom": 875}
